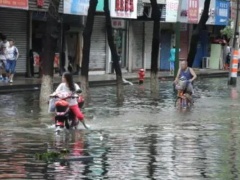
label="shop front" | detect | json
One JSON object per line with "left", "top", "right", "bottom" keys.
{"left": 107, "top": 19, "right": 127, "bottom": 73}
{"left": 129, "top": 20, "right": 144, "bottom": 71}
{"left": 0, "top": 0, "right": 28, "bottom": 74}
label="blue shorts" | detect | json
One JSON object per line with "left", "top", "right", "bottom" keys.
{"left": 170, "top": 61, "right": 175, "bottom": 70}
{"left": 6, "top": 60, "right": 16, "bottom": 74}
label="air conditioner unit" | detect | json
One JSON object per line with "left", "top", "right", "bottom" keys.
{"left": 202, "top": 57, "right": 210, "bottom": 69}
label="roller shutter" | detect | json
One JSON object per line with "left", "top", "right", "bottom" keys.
{"left": 0, "top": 8, "right": 28, "bottom": 73}
{"left": 144, "top": 21, "right": 153, "bottom": 69}
{"left": 89, "top": 16, "right": 106, "bottom": 70}
{"left": 131, "top": 21, "right": 144, "bottom": 70}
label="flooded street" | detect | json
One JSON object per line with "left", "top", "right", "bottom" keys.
{"left": 1, "top": 78, "right": 240, "bottom": 179}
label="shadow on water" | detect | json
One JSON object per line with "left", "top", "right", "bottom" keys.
{"left": 1, "top": 78, "right": 240, "bottom": 179}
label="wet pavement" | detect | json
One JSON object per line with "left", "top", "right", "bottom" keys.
{"left": 0, "top": 69, "right": 235, "bottom": 93}
{"left": 0, "top": 78, "right": 240, "bottom": 179}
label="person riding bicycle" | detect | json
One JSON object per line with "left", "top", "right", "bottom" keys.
{"left": 51, "top": 72, "right": 84, "bottom": 123}
{"left": 174, "top": 61, "right": 197, "bottom": 95}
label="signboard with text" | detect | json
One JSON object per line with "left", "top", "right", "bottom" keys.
{"left": 215, "top": 0, "right": 229, "bottom": 25}
{"left": 0, "top": 0, "right": 28, "bottom": 10}
{"left": 112, "top": 19, "right": 126, "bottom": 29}
{"left": 166, "top": 0, "right": 179, "bottom": 22}
{"left": 64, "top": 0, "right": 89, "bottom": 15}
{"left": 110, "top": 0, "right": 138, "bottom": 19}
{"left": 188, "top": 0, "right": 199, "bottom": 23}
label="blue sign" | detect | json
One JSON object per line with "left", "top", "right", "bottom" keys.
{"left": 215, "top": 0, "right": 230, "bottom": 25}
{"left": 64, "top": 0, "right": 89, "bottom": 15}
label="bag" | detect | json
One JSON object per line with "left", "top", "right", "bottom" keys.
{"left": 13, "top": 46, "right": 18, "bottom": 59}
{"left": 48, "top": 98, "right": 56, "bottom": 113}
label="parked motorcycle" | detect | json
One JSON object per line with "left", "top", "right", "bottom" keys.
{"left": 49, "top": 89, "right": 88, "bottom": 132}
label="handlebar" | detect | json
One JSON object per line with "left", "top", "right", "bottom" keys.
{"left": 49, "top": 95, "right": 78, "bottom": 99}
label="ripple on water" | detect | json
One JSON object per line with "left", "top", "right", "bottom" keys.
{"left": 0, "top": 78, "right": 240, "bottom": 179}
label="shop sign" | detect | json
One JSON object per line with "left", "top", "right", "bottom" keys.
{"left": 112, "top": 19, "right": 126, "bottom": 29}
{"left": 64, "top": 0, "right": 89, "bottom": 15}
{"left": 231, "top": 0, "right": 238, "bottom": 20}
{"left": 188, "top": 0, "right": 199, "bottom": 23}
{"left": 96, "top": 0, "right": 104, "bottom": 12}
{"left": 0, "top": 0, "right": 28, "bottom": 10}
{"left": 166, "top": 0, "right": 179, "bottom": 22}
{"left": 179, "top": 0, "right": 188, "bottom": 23}
{"left": 110, "top": 0, "right": 138, "bottom": 19}
{"left": 215, "top": 0, "right": 229, "bottom": 25}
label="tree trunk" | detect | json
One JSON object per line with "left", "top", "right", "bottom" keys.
{"left": 187, "top": 0, "right": 210, "bottom": 67}
{"left": 39, "top": 0, "right": 60, "bottom": 105}
{"left": 104, "top": 0, "right": 124, "bottom": 102}
{"left": 150, "top": 0, "right": 161, "bottom": 96}
{"left": 80, "top": 0, "right": 98, "bottom": 103}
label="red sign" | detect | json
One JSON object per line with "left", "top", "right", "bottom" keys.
{"left": 188, "top": 0, "right": 199, "bottom": 23}
{"left": 0, "top": 0, "right": 28, "bottom": 10}
{"left": 112, "top": 19, "right": 125, "bottom": 29}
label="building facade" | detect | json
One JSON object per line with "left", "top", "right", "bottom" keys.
{"left": 0, "top": 0, "right": 231, "bottom": 76}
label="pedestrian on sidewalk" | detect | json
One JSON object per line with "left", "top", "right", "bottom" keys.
{"left": 0, "top": 34, "right": 9, "bottom": 81}
{"left": 5, "top": 39, "right": 19, "bottom": 83}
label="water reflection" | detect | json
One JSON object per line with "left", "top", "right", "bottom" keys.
{"left": 1, "top": 78, "right": 240, "bottom": 179}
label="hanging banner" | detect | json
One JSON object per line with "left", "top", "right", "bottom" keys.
{"left": 64, "top": 0, "right": 89, "bottom": 15}
{"left": 188, "top": 0, "right": 199, "bottom": 23}
{"left": 180, "top": 0, "right": 188, "bottom": 23}
{"left": 166, "top": 0, "right": 179, "bottom": 22}
{"left": 231, "top": 1, "right": 237, "bottom": 20}
{"left": 215, "top": 0, "right": 229, "bottom": 25}
{"left": 0, "top": 0, "right": 28, "bottom": 10}
{"left": 96, "top": 0, "right": 104, "bottom": 12}
{"left": 110, "top": 0, "right": 138, "bottom": 19}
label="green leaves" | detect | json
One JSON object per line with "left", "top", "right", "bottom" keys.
{"left": 221, "top": 26, "right": 234, "bottom": 39}
{"left": 35, "top": 149, "right": 70, "bottom": 162}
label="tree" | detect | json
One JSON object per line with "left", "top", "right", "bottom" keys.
{"left": 40, "top": 0, "right": 60, "bottom": 104}
{"left": 150, "top": 0, "right": 161, "bottom": 95}
{"left": 104, "top": 0, "right": 124, "bottom": 101}
{"left": 187, "top": 0, "right": 210, "bottom": 67}
{"left": 80, "top": 0, "right": 98, "bottom": 101}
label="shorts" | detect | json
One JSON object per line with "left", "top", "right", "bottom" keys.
{"left": 186, "top": 82, "right": 194, "bottom": 94}
{"left": 170, "top": 61, "right": 175, "bottom": 70}
{"left": 6, "top": 60, "right": 16, "bottom": 74}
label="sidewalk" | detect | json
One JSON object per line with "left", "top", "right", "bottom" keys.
{"left": 0, "top": 69, "right": 235, "bottom": 93}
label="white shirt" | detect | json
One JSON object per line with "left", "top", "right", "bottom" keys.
{"left": 6, "top": 46, "right": 19, "bottom": 60}
{"left": 0, "top": 41, "right": 9, "bottom": 60}
{"left": 54, "top": 83, "right": 81, "bottom": 106}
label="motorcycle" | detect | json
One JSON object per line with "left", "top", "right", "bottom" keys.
{"left": 49, "top": 89, "right": 88, "bottom": 132}
{"left": 174, "top": 77, "right": 194, "bottom": 108}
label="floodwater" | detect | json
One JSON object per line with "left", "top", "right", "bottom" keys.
{"left": 0, "top": 78, "right": 240, "bottom": 179}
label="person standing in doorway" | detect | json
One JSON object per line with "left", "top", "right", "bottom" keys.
{"left": 6, "top": 39, "right": 19, "bottom": 83}
{"left": 169, "top": 46, "right": 180, "bottom": 75}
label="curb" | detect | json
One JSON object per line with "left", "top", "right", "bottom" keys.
{"left": 0, "top": 72, "right": 232, "bottom": 94}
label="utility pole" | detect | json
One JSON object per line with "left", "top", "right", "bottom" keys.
{"left": 174, "top": 0, "right": 182, "bottom": 77}
{"left": 229, "top": 0, "right": 239, "bottom": 86}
